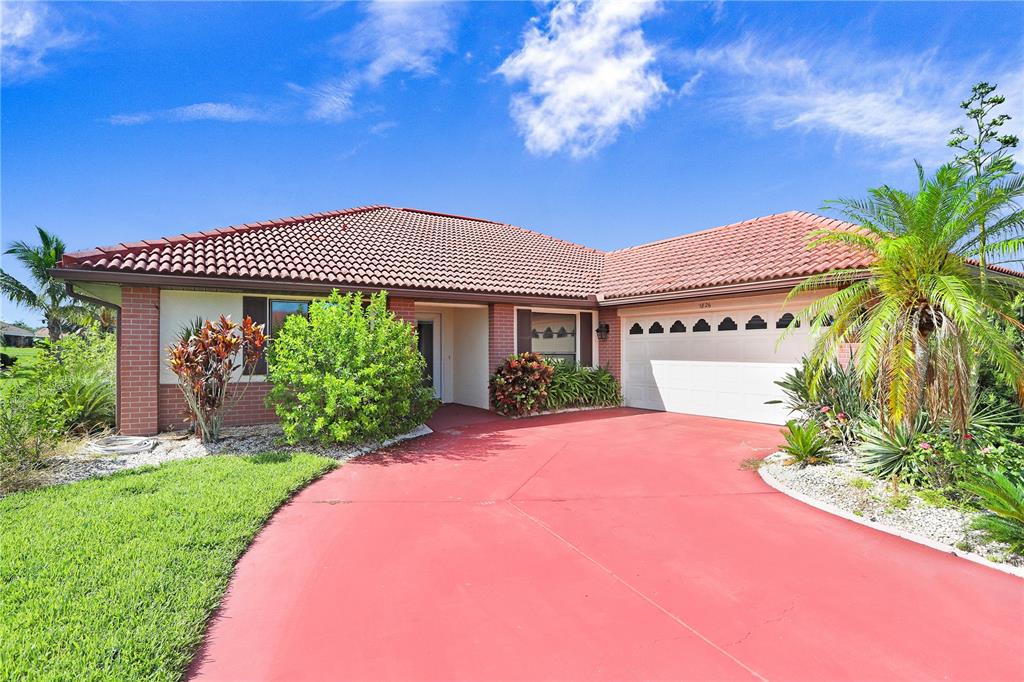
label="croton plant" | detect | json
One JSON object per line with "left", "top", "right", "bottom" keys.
{"left": 167, "top": 315, "right": 266, "bottom": 442}
{"left": 489, "top": 351, "right": 554, "bottom": 417}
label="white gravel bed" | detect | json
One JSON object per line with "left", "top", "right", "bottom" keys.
{"left": 757, "top": 448, "right": 1019, "bottom": 569}
{"left": 760, "top": 451, "right": 1022, "bottom": 571}
{"left": 47, "top": 423, "right": 432, "bottom": 487}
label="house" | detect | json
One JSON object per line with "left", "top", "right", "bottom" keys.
{"left": 1, "top": 323, "right": 36, "bottom": 348}
{"left": 52, "top": 205, "right": 882, "bottom": 435}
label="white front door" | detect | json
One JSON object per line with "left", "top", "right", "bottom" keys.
{"left": 416, "top": 314, "right": 442, "bottom": 399}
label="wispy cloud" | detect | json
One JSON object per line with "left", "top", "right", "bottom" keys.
{"left": 303, "top": 1, "right": 459, "bottom": 121}
{"left": 497, "top": 0, "right": 668, "bottom": 158}
{"left": 673, "top": 36, "right": 1023, "bottom": 166}
{"left": 109, "top": 102, "right": 270, "bottom": 126}
{"left": 1, "top": 2, "right": 84, "bottom": 83}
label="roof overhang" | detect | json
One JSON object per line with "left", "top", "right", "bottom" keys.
{"left": 50, "top": 268, "right": 600, "bottom": 309}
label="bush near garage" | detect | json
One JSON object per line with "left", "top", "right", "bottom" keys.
{"left": 489, "top": 351, "right": 553, "bottom": 416}
{"left": 546, "top": 361, "right": 622, "bottom": 410}
{"left": 266, "top": 290, "right": 438, "bottom": 444}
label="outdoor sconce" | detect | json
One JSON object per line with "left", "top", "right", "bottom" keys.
{"left": 595, "top": 323, "right": 610, "bottom": 341}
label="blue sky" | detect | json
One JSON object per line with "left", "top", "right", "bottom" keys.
{"left": 2, "top": 0, "right": 1022, "bottom": 325}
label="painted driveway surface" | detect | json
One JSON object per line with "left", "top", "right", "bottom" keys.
{"left": 190, "top": 408, "right": 1024, "bottom": 681}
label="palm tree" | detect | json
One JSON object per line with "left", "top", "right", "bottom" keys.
{"left": 786, "top": 164, "right": 1024, "bottom": 432}
{"left": 1, "top": 227, "right": 90, "bottom": 341}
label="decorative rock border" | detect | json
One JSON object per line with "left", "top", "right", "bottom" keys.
{"left": 758, "top": 454, "right": 1024, "bottom": 579}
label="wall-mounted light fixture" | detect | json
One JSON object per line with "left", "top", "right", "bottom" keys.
{"left": 595, "top": 322, "right": 610, "bottom": 341}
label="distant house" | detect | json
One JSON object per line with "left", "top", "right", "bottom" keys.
{"left": 1, "top": 323, "right": 36, "bottom": 348}
{"left": 34, "top": 327, "right": 49, "bottom": 340}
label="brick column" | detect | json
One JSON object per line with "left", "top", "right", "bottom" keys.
{"left": 598, "top": 307, "right": 621, "bottom": 383}
{"left": 388, "top": 296, "right": 417, "bottom": 325}
{"left": 488, "top": 303, "right": 515, "bottom": 373}
{"left": 119, "top": 287, "right": 161, "bottom": 435}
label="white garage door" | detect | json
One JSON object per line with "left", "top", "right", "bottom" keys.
{"left": 621, "top": 308, "right": 812, "bottom": 424}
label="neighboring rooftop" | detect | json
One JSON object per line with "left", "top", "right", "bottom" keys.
{"left": 57, "top": 206, "right": 1022, "bottom": 302}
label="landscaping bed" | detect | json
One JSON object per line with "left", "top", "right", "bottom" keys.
{"left": 0, "top": 453, "right": 336, "bottom": 680}
{"left": 759, "top": 451, "right": 1022, "bottom": 570}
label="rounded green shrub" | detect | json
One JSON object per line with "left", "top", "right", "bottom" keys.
{"left": 266, "top": 291, "right": 438, "bottom": 444}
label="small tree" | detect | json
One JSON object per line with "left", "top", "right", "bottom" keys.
{"left": 266, "top": 290, "right": 437, "bottom": 444}
{"left": 167, "top": 315, "right": 266, "bottom": 442}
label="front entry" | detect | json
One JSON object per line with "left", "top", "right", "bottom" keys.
{"left": 416, "top": 314, "right": 442, "bottom": 399}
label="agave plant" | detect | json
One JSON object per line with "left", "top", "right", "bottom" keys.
{"left": 779, "top": 420, "right": 832, "bottom": 468}
{"left": 786, "top": 163, "right": 1024, "bottom": 432}
{"left": 857, "top": 413, "right": 931, "bottom": 479}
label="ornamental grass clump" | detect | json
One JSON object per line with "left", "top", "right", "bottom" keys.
{"left": 167, "top": 315, "right": 266, "bottom": 443}
{"left": 266, "top": 291, "right": 437, "bottom": 445}
{"left": 489, "top": 351, "right": 553, "bottom": 416}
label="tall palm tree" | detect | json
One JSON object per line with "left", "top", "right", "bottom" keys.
{"left": 1, "top": 227, "right": 89, "bottom": 341}
{"left": 786, "top": 164, "right": 1024, "bottom": 432}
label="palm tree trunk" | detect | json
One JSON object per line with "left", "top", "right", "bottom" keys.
{"left": 911, "top": 331, "right": 931, "bottom": 429}
{"left": 47, "top": 315, "right": 62, "bottom": 342}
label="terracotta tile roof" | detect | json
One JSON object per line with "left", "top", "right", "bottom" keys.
{"left": 599, "top": 211, "right": 878, "bottom": 300}
{"left": 60, "top": 206, "right": 604, "bottom": 299}
{"left": 59, "top": 207, "right": 1021, "bottom": 302}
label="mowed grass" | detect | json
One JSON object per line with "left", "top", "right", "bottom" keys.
{"left": 0, "top": 453, "right": 336, "bottom": 680}
{"left": 0, "top": 345, "right": 42, "bottom": 383}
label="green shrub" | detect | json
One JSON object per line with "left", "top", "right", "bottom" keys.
{"left": 32, "top": 326, "right": 116, "bottom": 432}
{"left": 857, "top": 414, "right": 929, "bottom": 480}
{"left": 489, "top": 351, "right": 553, "bottom": 416}
{"left": 769, "top": 357, "right": 865, "bottom": 444}
{"left": 546, "top": 362, "right": 621, "bottom": 410}
{"left": 0, "top": 382, "right": 71, "bottom": 494}
{"left": 779, "top": 420, "right": 832, "bottom": 468}
{"left": 963, "top": 469, "right": 1024, "bottom": 554}
{"left": 266, "top": 291, "right": 437, "bottom": 444}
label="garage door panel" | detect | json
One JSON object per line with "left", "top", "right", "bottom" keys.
{"left": 621, "top": 308, "right": 812, "bottom": 425}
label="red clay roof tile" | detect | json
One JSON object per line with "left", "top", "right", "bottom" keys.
{"left": 58, "top": 206, "right": 1022, "bottom": 300}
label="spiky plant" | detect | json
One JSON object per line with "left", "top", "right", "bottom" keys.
{"left": 785, "top": 164, "right": 1024, "bottom": 432}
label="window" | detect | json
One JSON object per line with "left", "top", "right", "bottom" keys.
{"left": 530, "top": 312, "right": 576, "bottom": 364}
{"left": 776, "top": 313, "right": 799, "bottom": 329}
{"left": 694, "top": 318, "right": 711, "bottom": 332}
{"left": 270, "top": 300, "right": 310, "bottom": 337}
{"left": 629, "top": 322, "right": 644, "bottom": 335}
{"left": 649, "top": 321, "right": 664, "bottom": 334}
{"left": 745, "top": 315, "right": 767, "bottom": 330}
{"left": 718, "top": 317, "right": 737, "bottom": 331}
{"left": 670, "top": 320, "right": 686, "bottom": 333}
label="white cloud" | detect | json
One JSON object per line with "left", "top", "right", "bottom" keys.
{"left": 673, "top": 36, "right": 1023, "bottom": 166}
{"left": 109, "top": 102, "right": 269, "bottom": 126}
{"left": 303, "top": 1, "right": 458, "bottom": 121}
{"left": 497, "top": 0, "right": 668, "bottom": 158}
{"left": 1, "top": 2, "right": 84, "bottom": 83}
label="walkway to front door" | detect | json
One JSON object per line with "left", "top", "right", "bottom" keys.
{"left": 189, "top": 407, "right": 1024, "bottom": 681}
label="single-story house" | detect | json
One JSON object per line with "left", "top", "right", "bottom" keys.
{"left": 51, "top": 205, "right": 1004, "bottom": 435}
{"left": 1, "top": 323, "right": 36, "bottom": 348}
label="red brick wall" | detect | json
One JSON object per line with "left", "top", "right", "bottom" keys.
{"left": 158, "top": 382, "right": 276, "bottom": 431}
{"left": 388, "top": 296, "right": 417, "bottom": 325}
{"left": 119, "top": 287, "right": 161, "bottom": 436}
{"left": 598, "top": 307, "right": 621, "bottom": 383}
{"left": 488, "top": 303, "right": 515, "bottom": 373}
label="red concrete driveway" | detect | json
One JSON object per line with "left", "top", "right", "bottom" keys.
{"left": 190, "top": 408, "right": 1024, "bottom": 681}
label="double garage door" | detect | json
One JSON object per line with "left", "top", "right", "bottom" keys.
{"left": 621, "top": 306, "right": 812, "bottom": 424}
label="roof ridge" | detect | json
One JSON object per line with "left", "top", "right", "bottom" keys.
{"left": 606, "top": 211, "right": 806, "bottom": 255}
{"left": 61, "top": 205, "right": 389, "bottom": 264}
{"left": 399, "top": 206, "right": 606, "bottom": 255}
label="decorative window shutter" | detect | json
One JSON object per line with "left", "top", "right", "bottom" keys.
{"left": 243, "top": 296, "right": 268, "bottom": 375}
{"left": 579, "top": 312, "right": 593, "bottom": 366}
{"left": 516, "top": 308, "right": 532, "bottom": 354}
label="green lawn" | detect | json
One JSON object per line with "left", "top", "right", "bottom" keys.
{"left": 0, "top": 453, "right": 336, "bottom": 680}
{"left": 0, "top": 345, "right": 42, "bottom": 383}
